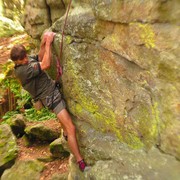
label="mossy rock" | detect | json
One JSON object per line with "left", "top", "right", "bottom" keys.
{"left": 50, "top": 138, "right": 70, "bottom": 158}
{"left": 1, "top": 160, "right": 44, "bottom": 180}
{"left": 25, "top": 124, "right": 60, "bottom": 142}
{"left": 9, "top": 114, "right": 26, "bottom": 138}
{"left": 0, "top": 124, "right": 18, "bottom": 176}
{"left": 0, "top": 16, "right": 24, "bottom": 37}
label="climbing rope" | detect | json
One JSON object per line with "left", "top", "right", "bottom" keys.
{"left": 56, "top": 0, "right": 72, "bottom": 82}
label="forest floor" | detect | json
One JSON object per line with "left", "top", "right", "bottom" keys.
{"left": 0, "top": 34, "right": 69, "bottom": 179}
{"left": 17, "top": 119, "right": 69, "bottom": 180}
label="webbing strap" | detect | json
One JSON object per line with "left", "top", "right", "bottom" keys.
{"left": 56, "top": 0, "right": 72, "bottom": 82}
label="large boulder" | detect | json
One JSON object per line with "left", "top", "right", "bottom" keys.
{"left": 9, "top": 114, "right": 26, "bottom": 138}
{"left": 51, "top": 6, "right": 160, "bottom": 150}
{"left": 23, "top": 0, "right": 180, "bottom": 178}
{"left": 1, "top": 160, "right": 44, "bottom": 180}
{"left": 52, "top": 0, "right": 180, "bottom": 153}
{"left": 50, "top": 138, "right": 70, "bottom": 158}
{"left": 0, "top": 124, "right": 18, "bottom": 176}
{"left": 25, "top": 123, "right": 60, "bottom": 142}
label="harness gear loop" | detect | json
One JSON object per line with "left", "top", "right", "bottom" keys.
{"left": 55, "top": 0, "right": 72, "bottom": 83}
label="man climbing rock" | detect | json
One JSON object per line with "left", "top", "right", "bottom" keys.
{"left": 10, "top": 32, "right": 87, "bottom": 172}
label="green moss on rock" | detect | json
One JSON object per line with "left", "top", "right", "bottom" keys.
{"left": 130, "top": 23, "right": 155, "bottom": 48}
{"left": 158, "top": 62, "right": 178, "bottom": 82}
{"left": 1, "top": 160, "right": 44, "bottom": 180}
{"left": 0, "top": 124, "right": 18, "bottom": 175}
{"left": 138, "top": 23, "right": 155, "bottom": 48}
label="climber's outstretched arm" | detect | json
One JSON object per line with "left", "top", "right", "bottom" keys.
{"left": 38, "top": 32, "right": 55, "bottom": 70}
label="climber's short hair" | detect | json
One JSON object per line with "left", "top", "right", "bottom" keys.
{"left": 10, "top": 44, "right": 27, "bottom": 61}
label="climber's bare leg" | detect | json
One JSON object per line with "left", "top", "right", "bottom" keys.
{"left": 57, "top": 109, "right": 83, "bottom": 162}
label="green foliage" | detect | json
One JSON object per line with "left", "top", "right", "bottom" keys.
{"left": 0, "top": 60, "right": 29, "bottom": 109}
{"left": 1, "top": 107, "right": 56, "bottom": 125}
{"left": 24, "top": 108, "right": 56, "bottom": 122}
{"left": 1, "top": 111, "right": 19, "bottom": 122}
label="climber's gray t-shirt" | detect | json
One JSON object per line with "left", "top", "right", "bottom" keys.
{"left": 14, "top": 55, "right": 55, "bottom": 101}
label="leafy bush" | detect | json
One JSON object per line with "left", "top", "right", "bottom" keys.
{"left": 24, "top": 108, "right": 56, "bottom": 122}
{"left": 2, "top": 107, "right": 56, "bottom": 124}
{"left": 0, "top": 60, "right": 27, "bottom": 109}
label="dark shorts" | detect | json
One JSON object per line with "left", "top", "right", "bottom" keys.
{"left": 41, "top": 88, "right": 66, "bottom": 115}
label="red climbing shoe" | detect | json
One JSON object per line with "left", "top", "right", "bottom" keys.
{"left": 78, "top": 159, "right": 86, "bottom": 172}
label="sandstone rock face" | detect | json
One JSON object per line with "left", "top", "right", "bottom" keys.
{"left": 91, "top": 0, "right": 180, "bottom": 24}
{"left": 71, "top": 121, "right": 180, "bottom": 179}
{"left": 46, "top": 0, "right": 66, "bottom": 23}
{"left": 23, "top": 0, "right": 180, "bottom": 178}
{"left": 23, "top": 0, "right": 66, "bottom": 38}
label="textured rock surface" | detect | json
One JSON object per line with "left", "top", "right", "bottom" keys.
{"left": 23, "top": 0, "right": 180, "bottom": 179}
{"left": 1, "top": 160, "right": 44, "bottom": 180}
{"left": 0, "top": 16, "right": 23, "bottom": 37}
{"left": 23, "top": 0, "right": 66, "bottom": 38}
{"left": 25, "top": 123, "right": 60, "bottom": 142}
{"left": 0, "top": 124, "right": 18, "bottom": 176}
{"left": 69, "top": 121, "right": 180, "bottom": 179}
{"left": 91, "top": 0, "right": 180, "bottom": 24}
{"left": 9, "top": 114, "right": 26, "bottom": 137}
{"left": 50, "top": 138, "right": 70, "bottom": 158}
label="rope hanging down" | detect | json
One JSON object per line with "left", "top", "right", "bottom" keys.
{"left": 56, "top": 0, "right": 72, "bottom": 82}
